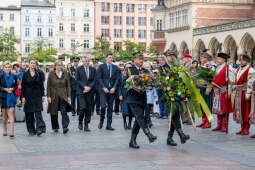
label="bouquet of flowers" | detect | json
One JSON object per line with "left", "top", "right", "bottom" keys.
{"left": 194, "top": 65, "right": 216, "bottom": 83}
{"left": 125, "top": 73, "right": 155, "bottom": 92}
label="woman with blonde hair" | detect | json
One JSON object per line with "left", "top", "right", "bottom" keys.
{"left": 0, "top": 61, "right": 18, "bottom": 138}
{"left": 47, "top": 60, "right": 72, "bottom": 134}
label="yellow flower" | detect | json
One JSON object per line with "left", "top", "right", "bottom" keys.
{"left": 168, "top": 92, "right": 173, "bottom": 97}
{"left": 177, "top": 86, "right": 181, "bottom": 89}
{"left": 181, "top": 94, "right": 185, "bottom": 98}
{"left": 186, "top": 90, "right": 190, "bottom": 94}
{"left": 169, "top": 77, "right": 174, "bottom": 82}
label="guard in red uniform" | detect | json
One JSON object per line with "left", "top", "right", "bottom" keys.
{"left": 234, "top": 54, "right": 254, "bottom": 136}
{"left": 212, "top": 53, "right": 233, "bottom": 132}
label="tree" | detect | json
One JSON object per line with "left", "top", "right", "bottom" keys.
{"left": 147, "top": 44, "right": 159, "bottom": 61}
{"left": 0, "top": 30, "right": 20, "bottom": 61}
{"left": 27, "top": 40, "right": 57, "bottom": 63}
{"left": 91, "top": 37, "right": 112, "bottom": 62}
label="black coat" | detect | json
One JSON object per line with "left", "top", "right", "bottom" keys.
{"left": 75, "top": 66, "right": 96, "bottom": 95}
{"left": 69, "top": 66, "right": 78, "bottom": 91}
{"left": 0, "top": 73, "right": 18, "bottom": 99}
{"left": 21, "top": 70, "right": 45, "bottom": 112}
{"left": 124, "top": 65, "right": 149, "bottom": 106}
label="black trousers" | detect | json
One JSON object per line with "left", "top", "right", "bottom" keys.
{"left": 145, "top": 104, "right": 153, "bottom": 125}
{"left": 169, "top": 103, "right": 182, "bottom": 134}
{"left": 50, "top": 100, "right": 70, "bottom": 130}
{"left": 71, "top": 89, "right": 78, "bottom": 114}
{"left": 114, "top": 97, "right": 120, "bottom": 113}
{"left": 128, "top": 103, "right": 148, "bottom": 135}
{"left": 100, "top": 93, "right": 115, "bottom": 127}
{"left": 25, "top": 111, "right": 46, "bottom": 133}
{"left": 78, "top": 94, "right": 92, "bottom": 124}
{"left": 92, "top": 90, "right": 100, "bottom": 113}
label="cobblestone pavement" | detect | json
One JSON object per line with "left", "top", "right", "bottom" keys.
{"left": 0, "top": 106, "right": 255, "bottom": 170}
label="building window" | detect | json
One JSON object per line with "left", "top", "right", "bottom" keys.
{"left": 83, "top": 24, "right": 89, "bottom": 32}
{"left": 25, "top": 28, "right": 30, "bottom": 37}
{"left": 126, "top": 16, "right": 134, "bottom": 25}
{"left": 126, "top": 29, "right": 134, "bottom": 38}
{"left": 114, "top": 3, "right": 122, "bottom": 12}
{"left": 0, "top": 13, "right": 3, "bottom": 21}
{"left": 37, "top": 16, "right": 42, "bottom": 23}
{"left": 59, "top": 7, "right": 64, "bottom": 17}
{"left": 176, "top": 11, "right": 181, "bottom": 28}
{"left": 71, "top": 23, "right": 75, "bottom": 32}
{"left": 25, "top": 43, "right": 30, "bottom": 53}
{"left": 59, "top": 39, "right": 64, "bottom": 48}
{"left": 138, "top": 4, "right": 146, "bottom": 13}
{"left": 10, "top": 13, "right": 14, "bottom": 21}
{"left": 48, "top": 28, "right": 53, "bottom": 37}
{"left": 126, "top": 4, "right": 134, "bottom": 13}
{"left": 83, "top": 9, "right": 89, "bottom": 17}
{"left": 114, "top": 29, "right": 122, "bottom": 38}
{"left": 9, "top": 27, "right": 14, "bottom": 36}
{"left": 0, "top": 26, "right": 3, "bottom": 35}
{"left": 114, "top": 16, "right": 122, "bottom": 25}
{"left": 169, "top": 10, "right": 188, "bottom": 29}
{"left": 71, "top": 8, "right": 75, "bottom": 17}
{"left": 101, "top": 29, "right": 109, "bottom": 37}
{"left": 138, "top": 30, "right": 146, "bottom": 38}
{"left": 37, "top": 28, "right": 42, "bottom": 37}
{"left": 114, "top": 42, "right": 122, "bottom": 51}
{"left": 48, "top": 17, "right": 52, "bottom": 23}
{"left": 182, "top": 9, "right": 188, "bottom": 26}
{"left": 157, "top": 20, "right": 162, "bottom": 31}
{"left": 102, "top": 2, "right": 110, "bottom": 12}
{"left": 138, "top": 17, "right": 146, "bottom": 26}
{"left": 84, "top": 40, "right": 89, "bottom": 48}
{"left": 71, "top": 40, "right": 76, "bottom": 48}
{"left": 59, "top": 23, "right": 64, "bottom": 31}
{"left": 101, "top": 16, "right": 109, "bottom": 24}
{"left": 25, "top": 16, "right": 29, "bottom": 22}
{"left": 150, "top": 17, "right": 153, "bottom": 26}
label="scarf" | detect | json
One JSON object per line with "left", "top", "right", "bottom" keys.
{"left": 3, "top": 72, "right": 17, "bottom": 109}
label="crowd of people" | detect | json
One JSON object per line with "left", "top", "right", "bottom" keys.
{"left": 0, "top": 49, "right": 255, "bottom": 149}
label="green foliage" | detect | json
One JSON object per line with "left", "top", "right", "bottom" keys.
{"left": 27, "top": 40, "right": 57, "bottom": 63}
{"left": 0, "top": 31, "right": 20, "bottom": 61}
{"left": 91, "top": 37, "right": 112, "bottom": 62}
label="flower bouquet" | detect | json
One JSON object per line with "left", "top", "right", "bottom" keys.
{"left": 193, "top": 65, "right": 216, "bottom": 84}
{"left": 125, "top": 73, "right": 155, "bottom": 93}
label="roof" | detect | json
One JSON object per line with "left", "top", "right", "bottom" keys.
{"left": 151, "top": 5, "right": 167, "bottom": 11}
{"left": 21, "top": 0, "right": 55, "bottom": 7}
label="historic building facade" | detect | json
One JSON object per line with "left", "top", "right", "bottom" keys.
{"left": 0, "top": 0, "right": 21, "bottom": 61}
{"left": 54, "top": 0, "right": 94, "bottom": 57}
{"left": 94, "top": 0, "right": 157, "bottom": 50}
{"left": 21, "top": 0, "right": 56, "bottom": 59}
{"left": 152, "top": 0, "right": 255, "bottom": 64}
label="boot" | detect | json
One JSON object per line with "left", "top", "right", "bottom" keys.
{"left": 123, "top": 116, "right": 128, "bottom": 130}
{"left": 78, "top": 121, "right": 83, "bottom": 130}
{"left": 176, "top": 128, "right": 190, "bottom": 144}
{"left": 220, "top": 115, "right": 228, "bottom": 132}
{"left": 98, "top": 109, "right": 105, "bottom": 129}
{"left": 197, "top": 114, "right": 206, "bottom": 127}
{"left": 129, "top": 133, "right": 140, "bottom": 149}
{"left": 202, "top": 116, "right": 211, "bottom": 128}
{"left": 166, "top": 131, "right": 177, "bottom": 146}
{"left": 212, "top": 115, "right": 222, "bottom": 131}
{"left": 241, "top": 123, "right": 250, "bottom": 135}
{"left": 250, "top": 134, "right": 255, "bottom": 138}
{"left": 143, "top": 128, "right": 157, "bottom": 143}
{"left": 127, "top": 117, "right": 132, "bottom": 129}
{"left": 84, "top": 123, "right": 91, "bottom": 132}
{"left": 236, "top": 124, "right": 244, "bottom": 135}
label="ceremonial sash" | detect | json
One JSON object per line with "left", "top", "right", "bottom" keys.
{"left": 212, "top": 86, "right": 227, "bottom": 115}
{"left": 234, "top": 84, "right": 247, "bottom": 123}
{"left": 250, "top": 91, "right": 255, "bottom": 124}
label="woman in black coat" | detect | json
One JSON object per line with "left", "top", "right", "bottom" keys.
{"left": 21, "top": 59, "right": 46, "bottom": 136}
{"left": 0, "top": 61, "right": 18, "bottom": 138}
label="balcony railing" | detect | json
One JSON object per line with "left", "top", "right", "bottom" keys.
{"left": 154, "top": 31, "right": 165, "bottom": 39}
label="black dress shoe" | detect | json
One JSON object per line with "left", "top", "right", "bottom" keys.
{"left": 84, "top": 124, "right": 91, "bottom": 132}
{"left": 53, "top": 129, "right": 59, "bottom": 133}
{"left": 106, "top": 126, "right": 115, "bottom": 131}
{"left": 9, "top": 135, "right": 15, "bottom": 139}
{"left": 63, "top": 128, "right": 69, "bottom": 134}
{"left": 127, "top": 122, "right": 132, "bottom": 130}
{"left": 78, "top": 122, "right": 83, "bottom": 130}
{"left": 37, "top": 131, "right": 43, "bottom": 136}
{"left": 3, "top": 133, "right": 7, "bottom": 136}
{"left": 129, "top": 133, "right": 140, "bottom": 149}
{"left": 98, "top": 122, "right": 103, "bottom": 129}
{"left": 72, "top": 112, "right": 76, "bottom": 116}
{"left": 29, "top": 132, "right": 36, "bottom": 136}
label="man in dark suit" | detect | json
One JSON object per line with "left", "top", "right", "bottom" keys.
{"left": 97, "top": 53, "right": 120, "bottom": 131}
{"left": 69, "top": 57, "right": 80, "bottom": 116}
{"left": 125, "top": 52, "right": 157, "bottom": 149}
{"left": 91, "top": 59, "right": 100, "bottom": 115}
{"left": 76, "top": 56, "right": 96, "bottom": 131}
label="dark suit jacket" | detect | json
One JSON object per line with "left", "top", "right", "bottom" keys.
{"left": 0, "top": 73, "right": 18, "bottom": 99}
{"left": 69, "top": 66, "right": 78, "bottom": 91}
{"left": 159, "top": 63, "right": 171, "bottom": 75}
{"left": 124, "top": 65, "right": 149, "bottom": 105}
{"left": 75, "top": 66, "right": 96, "bottom": 95}
{"left": 97, "top": 63, "right": 120, "bottom": 93}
